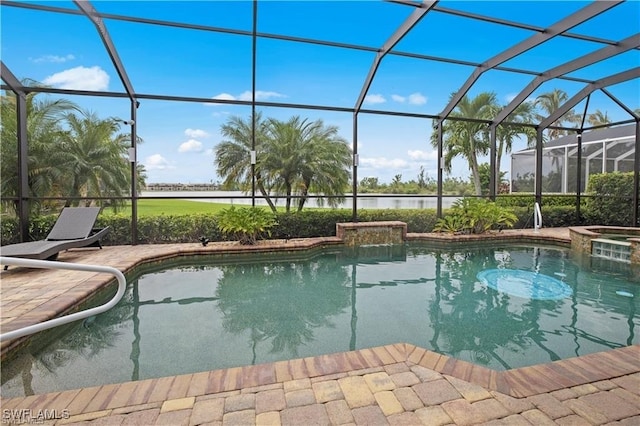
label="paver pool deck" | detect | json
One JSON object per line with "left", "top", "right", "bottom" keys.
{"left": 1, "top": 227, "right": 639, "bottom": 425}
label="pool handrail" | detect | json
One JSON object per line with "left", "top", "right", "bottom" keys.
{"left": 534, "top": 202, "right": 543, "bottom": 233}
{"left": 0, "top": 256, "right": 126, "bottom": 342}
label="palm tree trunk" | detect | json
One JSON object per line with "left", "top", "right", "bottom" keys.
{"left": 256, "top": 182, "right": 276, "bottom": 212}
{"left": 255, "top": 171, "right": 277, "bottom": 212}
{"left": 65, "top": 182, "right": 81, "bottom": 207}
{"left": 470, "top": 154, "right": 482, "bottom": 196}
{"left": 297, "top": 178, "right": 311, "bottom": 212}
{"left": 285, "top": 182, "right": 292, "bottom": 212}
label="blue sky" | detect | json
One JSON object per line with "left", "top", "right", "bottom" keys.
{"left": 1, "top": 1, "right": 639, "bottom": 185}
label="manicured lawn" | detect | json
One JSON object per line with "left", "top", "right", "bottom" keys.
{"left": 2, "top": 199, "right": 317, "bottom": 219}
{"left": 104, "top": 200, "right": 232, "bottom": 216}
{"left": 105, "top": 199, "right": 280, "bottom": 216}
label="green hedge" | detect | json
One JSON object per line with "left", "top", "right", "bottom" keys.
{"left": 0, "top": 204, "right": 599, "bottom": 246}
{"left": 271, "top": 210, "right": 351, "bottom": 238}
{"left": 1, "top": 209, "right": 438, "bottom": 245}
{"left": 0, "top": 213, "right": 224, "bottom": 246}
{"left": 496, "top": 194, "right": 584, "bottom": 207}
{"left": 585, "top": 172, "right": 636, "bottom": 226}
{"left": 510, "top": 206, "right": 585, "bottom": 228}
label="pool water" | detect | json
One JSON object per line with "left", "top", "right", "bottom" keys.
{"left": 2, "top": 243, "right": 638, "bottom": 397}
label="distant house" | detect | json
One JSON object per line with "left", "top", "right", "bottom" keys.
{"left": 510, "top": 123, "right": 636, "bottom": 193}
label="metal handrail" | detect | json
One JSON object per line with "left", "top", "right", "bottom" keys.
{"left": 534, "top": 202, "right": 543, "bottom": 233}
{"left": 0, "top": 257, "right": 127, "bottom": 342}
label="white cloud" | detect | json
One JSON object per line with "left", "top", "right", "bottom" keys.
{"left": 360, "top": 157, "right": 409, "bottom": 169}
{"left": 408, "top": 92, "right": 427, "bottom": 105}
{"left": 178, "top": 139, "right": 204, "bottom": 153}
{"left": 238, "top": 90, "right": 286, "bottom": 101}
{"left": 209, "top": 90, "right": 285, "bottom": 105}
{"left": 31, "top": 54, "right": 75, "bottom": 63}
{"left": 212, "top": 93, "right": 236, "bottom": 101}
{"left": 185, "top": 128, "right": 209, "bottom": 139}
{"left": 144, "top": 154, "right": 174, "bottom": 170}
{"left": 364, "top": 94, "right": 386, "bottom": 105}
{"left": 407, "top": 149, "right": 438, "bottom": 161}
{"left": 43, "top": 66, "right": 109, "bottom": 90}
{"left": 391, "top": 94, "right": 406, "bottom": 103}
{"left": 505, "top": 93, "right": 518, "bottom": 103}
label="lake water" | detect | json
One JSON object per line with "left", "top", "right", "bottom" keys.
{"left": 140, "top": 191, "right": 459, "bottom": 209}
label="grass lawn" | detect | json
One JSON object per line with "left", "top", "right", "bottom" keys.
{"left": 2, "top": 199, "right": 322, "bottom": 219}
{"left": 104, "top": 199, "right": 285, "bottom": 216}
{"left": 103, "top": 199, "right": 235, "bottom": 216}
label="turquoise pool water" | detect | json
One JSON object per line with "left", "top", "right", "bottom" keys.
{"left": 2, "top": 243, "right": 638, "bottom": 397}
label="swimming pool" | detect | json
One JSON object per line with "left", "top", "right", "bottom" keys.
{"left": 2, "top": 242, "right": 638, "bottom": 397}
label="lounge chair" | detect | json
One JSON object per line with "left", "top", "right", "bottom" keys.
{"left": 0, "top": 207, "right": 110, "bottom": 267}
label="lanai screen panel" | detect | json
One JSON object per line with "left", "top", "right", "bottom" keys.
{"left": 93, "top": 1, "right": 253, "bottom": 31}
{"left": 511, "top": 150, "right": 535, "bottom": 193}
{"left": 606, "top": 140, "right": 636, "bottom": 173}
{"left": 541, "top": 148, "right": 566, "bottom": 193}
{"left": 0, "top": 4, "right": 123, "bottom": 91}
{"left": 512, "top": 134, "right": 637, "bottom": 195}
{"left": 257, "top": 1, "right": 409, "bottom": 46}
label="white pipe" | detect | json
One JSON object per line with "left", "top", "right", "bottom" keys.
{"left": 534, "top": 202, "right": 543, "bottom": 233}
{"left": 0, "top": 257, "right": 127, "bottom": 342}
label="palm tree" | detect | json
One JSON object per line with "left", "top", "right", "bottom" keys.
{"left": 1, "top": 82, "right": 79, "bottom": 214}
{"left": 215, "top": 114, "right": 352, "bottom": 212}
{"left": 587, "top": 109, "right": 611, "bottom": 127}
{"left": 432, "top": 92, "right": 499, "bottom": 196}
{"left": 264, "top": 116, "right": 351, "bottom": 212}
{"left": 534, "top": 89, "right": 581, "bottom": 140}
{"left": 54, "top": 110, "right": 136, "bottom": 207}
{"left": 214, "top": 112, "right": 277, "bottom": 211}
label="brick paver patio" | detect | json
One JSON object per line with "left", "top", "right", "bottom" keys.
{"left": 1, "top": 228, "right": 639, "bottom": 425}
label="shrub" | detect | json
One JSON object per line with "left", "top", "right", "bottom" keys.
{"left": 272, "top": 210, "right": 352, "bottom": 238}
{"left": 511, "top": 205, "right": 585, "bottom": 228}
{"left": 96, "top": 214, "right": 133, "bottom": 245}
{"left": 586, "top": 172, "right": 636, "bottom": 226}
{"left": 0, "top": 216, "right": 19, "bottom": 245}
{"left": 216, "top": 206, "right": 277, "bottom": 245}
{"left": 1, "top": 213, "right": 59, "bottom": 245}
{"left": 433, "top": 198, "right": 517, "bottom": 234}
{"left": 5, "top": 203, "right": 595, "bottom": 246}
{"left": 271, "top": 209, "right": 439, "bottom": 238}
{"left": 497, "top": 194, "right": 583, "bottom": 208}
{"left": 431, "top": 214, "right": 467, "bottom": 234}
{"left": 542, "top": 206, "right": 585, "bottom": 227}
{"left": 358, "top": 209, "right": 438, "bottom": 233}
